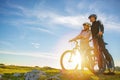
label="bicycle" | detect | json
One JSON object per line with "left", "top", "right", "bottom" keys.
{"left": 60, "top": 40, "right": 115, "bottom": 73}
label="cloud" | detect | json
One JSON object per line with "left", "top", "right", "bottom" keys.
{"left": 0, "top": 50, "right": 61, "bottom": 68}
{"left": 2, "top": 0, "right": 120, "bottom": 32}
{"left": 64, "top": 0, "right": 120, "bottom": 31}
{"left": 0, "top": 41, "right": 15, "bottom": 49}
{"left": 51, "top": 15, "right": 89, "bottom": 29}
{"left": 3, "top": 3, "right": 88, "bottom": 29}
{"left": 29, "top": 27, "right": 54, "bottom": 35}
{"left": 0, "top": 50, "right": 57, "bottom": 59}
{"left": 32, "top": 42, "right": 40, "bottom": 48}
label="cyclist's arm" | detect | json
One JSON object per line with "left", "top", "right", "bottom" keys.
{"left": 70, "top": 35, "right": 83, "bottom": 41}
{"left": 75, "top": 30, "right": 84, "bottom": 39}
{"left": 69, "top": 31, "right": 83, "bottom": 41}
{"left": 98, "top": 20, "right": 104, "bottom": 33}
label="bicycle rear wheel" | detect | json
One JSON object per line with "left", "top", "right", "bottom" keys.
{"left": 104, "top": 49, "right": 115, "bottom": 73}
{"left": 60, "top": 50, "right": 80, "bottom": 70}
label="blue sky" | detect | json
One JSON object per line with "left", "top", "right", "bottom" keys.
{"left": 0, "top": 0, "right": 120, "bottom": 68}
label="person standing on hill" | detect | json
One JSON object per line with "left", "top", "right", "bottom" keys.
{"left": 69, "top": 22, "right": 91, "bottom": 70}
{"left": 88, "top": 14, "right": 106, "bottom": 70}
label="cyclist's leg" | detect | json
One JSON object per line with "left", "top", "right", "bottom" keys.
{"left": 93, "top": 38, "right": 103, "bottom": 69}
{"left": 80, "top": 42, "right": 89, "bottom": 70}
{"left": 81, "top": 54, "right": 85, "bottom": 70}
{"left": 98, "top": 37, "right": 107, "bottom": 67}
{"left": 80, "top": 47, "right": 85, "bottom": 70}
{"left": 98, "top": 36, "right": 106, "bottom": 51}
{"left": 98, "top": 37, "right": 111, "bottom": 63}
{"left": 85, "top": 48, "right": 93, "bottom": 68}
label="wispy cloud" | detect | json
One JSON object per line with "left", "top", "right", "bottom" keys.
{"left": 0, "top": 41, "right": 15, "bottom": 49}
{"left": 32, "top": 42, "right": 40, "bottom": 49}
{"left": 0, "top": 50, "right": 57, "bottom": 59}
{"left": 29, "top": 27, "right": 54, "bottom": 35}
{"left": 51, "top": 15, "right": 89, "bottom": 29}
{"left": 64, "top": 0, "right": 120, "bottom": 31}
{"left": 0, "top": 50, "right": 61, "bottom": 68}
{"left": 0, "top": 0, "right": 120, "bottom": 33}
{"left": 4, "top": 0, "right": 120, "bottom": 32}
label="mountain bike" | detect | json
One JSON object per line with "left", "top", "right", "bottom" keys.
{"left": 60, "top": 40, "right": 115, "bottom": 73}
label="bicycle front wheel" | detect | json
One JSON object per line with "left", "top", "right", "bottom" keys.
{"left": 60, "top": 50, "right": 80, "bottom": 70}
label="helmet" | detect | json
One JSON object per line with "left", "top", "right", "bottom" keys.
{"left": 83, "top": 22, "right": 91, "bottom": 27}
{"left": 88, "top": 14, "right": 97, "bottom": 19}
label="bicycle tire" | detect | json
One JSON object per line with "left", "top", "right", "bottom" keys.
{"left": 60, "top": 50, "right": 79, "bottom": 70}
{"left": 105, "top": 49, "right": 115, "bottom": 73}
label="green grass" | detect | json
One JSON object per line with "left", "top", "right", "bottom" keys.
{"left": 60, "top": 70, "right": 120, "bottom": 80}
{"left": 0, "top": 65, "right": 120, "bottom": 80}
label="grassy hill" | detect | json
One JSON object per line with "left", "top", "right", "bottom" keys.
{"left": 0, "top": 64, "right": 120, "bottom": 80}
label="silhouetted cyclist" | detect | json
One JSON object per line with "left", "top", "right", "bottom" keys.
{"left": 69, "top": 22, "right": 91, "bottom": 70}
{"left": 88, "top": 14, "right": 106, "bottom": 70}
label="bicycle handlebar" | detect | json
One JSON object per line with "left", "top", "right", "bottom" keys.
{"left": 69, "top": 40, "right": 78, "bottom": 45}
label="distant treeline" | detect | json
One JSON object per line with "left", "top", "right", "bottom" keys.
{"left": 0, "top": 63, "right": 58, "bottom": 70}
{"left": 0, "top": 63, "right": 120, "bottom": 71}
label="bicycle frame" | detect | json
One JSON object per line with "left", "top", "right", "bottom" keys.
{"left": 70, "top": 40, "right": 105, "bottom": 71}
{"left": 70, "top": 41, "right": 92, "bottom": 69}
